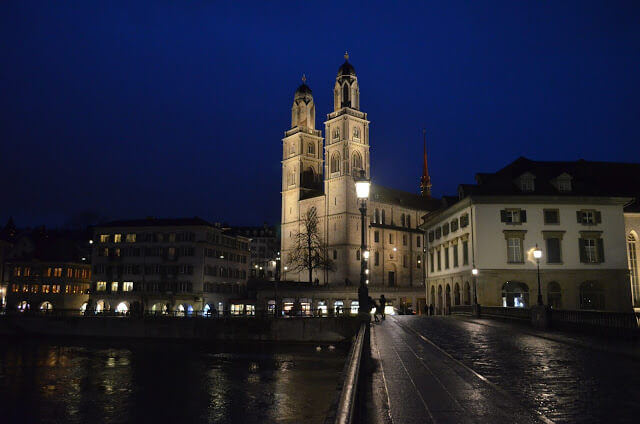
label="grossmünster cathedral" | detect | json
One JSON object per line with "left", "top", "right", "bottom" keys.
{"left": 281, "top": 53, "right": 441, "bottom": 290}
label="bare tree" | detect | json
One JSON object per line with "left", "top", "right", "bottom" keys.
{"left": 286, "top": 207, "right": 334, "bottom": 283}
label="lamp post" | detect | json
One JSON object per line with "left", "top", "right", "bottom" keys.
{"left": 471, "top": 267, "right": 478, "bottom": 304}
{"left": 534, "top": 244, "right": 543, "bottom": 305}
{"left": 354, "top": 170, "right": 371, "bottom": 318}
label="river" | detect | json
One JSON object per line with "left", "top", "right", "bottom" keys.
{"left": 0, "top": 338, "right": 348, "bottom": 423}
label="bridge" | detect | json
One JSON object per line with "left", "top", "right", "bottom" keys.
{"left": 336, "top": 315, "right": 640, "bottom": 424}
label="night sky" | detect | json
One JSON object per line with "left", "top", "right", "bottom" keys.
{"left": 2, "top": 1, "right": 639, "bottom": 228}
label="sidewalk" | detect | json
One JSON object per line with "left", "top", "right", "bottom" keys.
{"left": 370, "top": 316, "right": 549, "bottom": 424}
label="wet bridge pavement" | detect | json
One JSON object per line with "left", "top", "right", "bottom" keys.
{"left": 370, "top": 315, "right": 640, "bottom": 424}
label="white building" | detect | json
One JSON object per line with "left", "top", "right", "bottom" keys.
{"left": 421, "top": 158, "right": 636, "bottom": 313}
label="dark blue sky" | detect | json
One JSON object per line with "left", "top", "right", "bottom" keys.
{"left": 1, "top": 1, "right": 639, "bottom": 228}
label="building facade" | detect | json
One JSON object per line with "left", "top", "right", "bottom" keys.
{"left": 91, "top": 218, "right": 250, "bottom": 315}
{"left": 230, "top": 224, "right": 279, "bottom": 280}
{"left": 421, "top": 158, "right": 636, "bottom": 313}
{"left": 280, "top": 55, "right": 439, "bottom": 296}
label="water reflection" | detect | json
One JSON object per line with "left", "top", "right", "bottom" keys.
{"left": 0, "top": 339, "right": 346, "bottom": 424}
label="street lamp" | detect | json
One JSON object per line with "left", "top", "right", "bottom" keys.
{"left": 472, "top": 267, "right": 478, "bottom": 304}
{"left": 354, "top": 170, "right": 371, "bottom": 318}
{"left": 533, "top": 244, "right": 543, "bottom": 305}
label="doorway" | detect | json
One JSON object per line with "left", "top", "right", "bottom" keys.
{"left": 388, "top": 271, "right": 395, "bottom": 287}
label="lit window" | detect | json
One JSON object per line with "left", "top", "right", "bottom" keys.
{"left": 52, "top": 285, "right": 60, "bottom": 294}
{"left": 54, "top": 268, "right": 62, "bottom": 277}
{"left": 100, "top": 234, "right": 109, "bottom": 243}
{"left": 111, "top": 282, "right": 119, "bottom": 292}
{"left": 42, "top": 285, "right": 50, "bottom": 293}
{"left": 519, "top": 175, "right": 535, "bottom": 192}
{"left": 507, "top": 238, "right": 523, "bottom": 263}
{"left": 122, "top": 282, "right": 133, "bottom": 292}
{"left": 96, "top": 281, "right": 107, "bottom": 292}
{"left": 114, "top": 234, "right": 122, "bottom": 243}
{"left": 126, "top": 233, "right": 136, "bottom": 243}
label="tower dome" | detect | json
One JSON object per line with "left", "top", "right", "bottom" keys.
{"left": 291, "top": 74, "right": 315, "bottom": 129}
{"left": 337, "top": 59, "right": 356, "bottom": 77}
{"left": 294, "top": 74, "right": 313, "bottom": 102}
{"left": 334, "top": 52, "right": 360, "bottom": 111}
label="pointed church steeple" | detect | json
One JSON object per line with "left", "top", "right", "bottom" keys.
{"left": 420, "top": 130, "right": 432, "bottom": 197}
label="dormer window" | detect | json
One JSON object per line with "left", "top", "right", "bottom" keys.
{"left": 518, "top": 173, "right": 535, "bottom": 192}
{"left": 555, "top": 173, "right": 572, "bottom": 192}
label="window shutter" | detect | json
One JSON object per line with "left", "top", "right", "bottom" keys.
{"left": 500, "top": 210, "right": 507, "bottom": 222}
{"left": 579, "top": 239, "right": 586, "bottom": 263}
{"left": 597, "top": 238, "right": 604, "bottom": 262}
{"left": 576, "top": 211, "right": 582, "bottom": 223}
{"left": 595, "top": 211, "right": 602, "bottom": 224}
{"left": 520, "top": 210, "right": 527, "bottom": 223}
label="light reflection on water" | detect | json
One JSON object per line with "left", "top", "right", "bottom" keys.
{"left": 0, "top": 339, "right": 347, "bottom": 424}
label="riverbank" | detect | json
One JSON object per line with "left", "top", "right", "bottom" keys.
{"left": 0, "top": 314, "right": 361, "bottom": 343}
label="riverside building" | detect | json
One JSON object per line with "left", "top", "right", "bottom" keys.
{"left": 278, "top": 54, "right": 440, "bottom": 314}
{"left": 90, "top": 218, "right": 250, "bottom": 315}
{"left": 421, "top": 157, "right": 638, "bottom": 313}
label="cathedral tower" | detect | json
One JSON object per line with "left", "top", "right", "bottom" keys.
{"left": 323, "top": 53, "right": 371, "bottom": 282}
{"left": 281, "top": 77, "right": 324, "bottom": 260}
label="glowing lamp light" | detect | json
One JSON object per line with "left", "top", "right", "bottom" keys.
{"left": 365, "top": 279, "right": 369, "bottom": 285}
{"left": 533, "top": 246, "right": 543, "bottom": 260}
{"left": 363, "top": 250, "right": 370, "bottom": 259}
{"left": 284, "top": 266, "right": 288, "bottom": 271}
{"left": 254, "top": 264, "right": 258, "bottom": 268}
{"left": 365, "top": 269, "right": 369, "bottom": 275}
{"left": 354, "top": 170, "right": 371, "bottom": 199}
{"left": 393, "top": 247, "right": 397, "bottom": 252}
{"left": 472, "top": 268, "right": 479, "bottom": 276}
{"left": 89, "top": 240, "right": 93, "bottom": 244}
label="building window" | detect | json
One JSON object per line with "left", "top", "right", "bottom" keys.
{"left": 507, "top": 238, "right": 523, "bottom": 263}
{"left": 450, "top": 218, "right": 458, "bottom": 232}
{"left": 389, "top": 234, "right": 393, "bottom": 244}
{"left": 352, "top": 151, "right": 363, "bottom": 171}
{"left": 580, "top": 237, "right": 603, "bottom": 264}
{"left": 442, "top": 223, "right": 449, "bottom": 236}
{"left": 444, "top": 246, "right": 450, "bottom": 269}
{"left": 41, "top": 284, "right": 50, "bottom": 293}
{"left": 460, "top": 214, "right": 469, "bottom": 227}
{"left": 577, "top": 210, "right": 601, "bottom": 225}
{"left": 126, "top": 233, "right": 136, "bottom": 243}
{"left": 52, "top": 285, "right": 61, "bottom": 294}
{"left": 556, "top": 175, "right": 572, "bottom": 192}
{"left": 110, "top": 282, "right": 119, "bottom": 292}
{"left": 403, "top": 235, "right": 407, "bottom": 246}
{"left": 374, "top": 231, "right": 379, "bottom": 243}
{"left": 579, "top": 281, "right": 605, "bottom": 310}
{"left": 374, "top": 209, "right": 380, "bottom": 223}
{"left": 333, "top": 250, "right": 338, "bottom": 260}
{"left": 437, "top": 249, "right": 441, "bottom": 271}
{"left": 53, "top": 267, "right": 62, "bottom": 277}
{"left": 123, "top": 282, "right": 133, "bottom": 292}
{"left": 416, "top": 237, "right": 421, "bottom": 248}
{"left": 330, "top": 153, "right": 341, "bottom": 173}
{"left": 353, "top": 126, "right": 360, "bottom": 141}
{"left": 333, "top": 128, "right": 340, "bottom": 139}
{"left": 407, "top": 215, "right": 411, "bottom": 228}
{"left": 356, "top": 250, "right": 360, "bottom": 261}
{"left": 544, "top": 209, "right": 560, "bottom": 225}
{"left": 518, "top": 174, "right": 535, "bottom": 192}
{"left": 453, "top": 244, "right": 459, "bottom": 267}
{"left": 381, "top": 210, "right": 386, "bottom": 225}
{"left": 375, "top": 251, "right": 379, "bottom": 266}
{"left": 546, "top": 238, "right": 562, "bottom": 263}
{"left": 308, "top": 143, "right": 315, "bottom": 155}
{"left": 403, "top": 255, "right": 407, "bottom": 268}
{"left": 500, "top": 209, "right": 526, "bottom": 224}
{"left": 430, "top": 252, "right": 434, "bottom": 273}
{"left": 401, "top": 214, "right": 405, "bottom": 227}
{"left": 114, "top": 234, "right": 122, "bottom": 243}
{"left": 462, "top": 241, "right": 469, "bottom": 265}
{"left": 99, "top": 234, "right": 109, "bottom": 243}
{"left": 435, "top": 228, "right": 441, "bottom": 239}
{"left": 428, "top": 231, "right": 434, "bottom": 242}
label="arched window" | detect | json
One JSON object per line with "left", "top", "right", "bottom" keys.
{"left": 628, "top": 232, "right": 639, "bottom": 307}
{"left": 401, "top": 214, "right": 405, "bottom": 227}
{"left": 343, "top": 83, "right": 350, "bottom": 105}
{"left": 356, "top": 250, "right": 360, "bottom": 261}
{"left": 307, "top": 143, "right": 315, "bottom": 155}
{"left": 374, "top": 209, "right": 380, "bottom": 224}
{"left": 463, "top": 281, "right": 471, "bottom": 305}
{"left": 579, "top": 281, "right": 605, "bottom": 310}
{"left": 454, "top": 283, "right": 461, "bottom": 306}
{"left": 302, "top": 167, "right": 315, "bottom": 188}
{"left": 547, "top": 281, "right": 562, "bottom": 309}
{"left": 501, "top": 281, "right": 529, "bottom": 308}
{"left": 352, "top": 151, "right": 363, "bottom": 172}
{"left": 330, "top": 153, "right": 340, "bottom": 173}
{"left": 381, "top": 210, "right": 386, "bottom": 225}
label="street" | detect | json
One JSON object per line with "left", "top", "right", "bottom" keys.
{"left": 371, "top": 315, "right": 640, "bottom": 423}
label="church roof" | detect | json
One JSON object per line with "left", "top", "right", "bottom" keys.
{"left": 295, "top": 82, "right": 312, "bottom": 97}
{"left": 370, "top": 183, "right": 443, "bottom": 211}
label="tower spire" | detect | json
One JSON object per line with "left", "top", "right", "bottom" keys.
{"left": 420, "top": 129, "right": 432, "bottom": 197}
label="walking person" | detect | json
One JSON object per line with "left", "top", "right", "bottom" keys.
{"left": 379, "top": 294, "right": 387, "bottom": 320}
{"left": 368, "top": 296, "right": 379, "bottom": 323}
